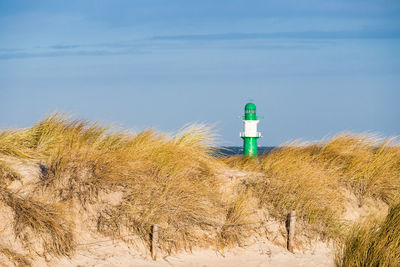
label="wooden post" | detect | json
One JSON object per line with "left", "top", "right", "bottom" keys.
{"left": 151, "top": 224, "right": 158, "bottom": 260}
{"left": 287, "top": 210, "right": 296, "bottom": 253}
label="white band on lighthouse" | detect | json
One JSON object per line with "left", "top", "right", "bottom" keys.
{"left": 240, "top": 120, "right": 261, "bottom": 137}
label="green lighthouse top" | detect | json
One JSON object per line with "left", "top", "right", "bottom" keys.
{"left": 245, "top": 103, "right": 256, "bottom": 111}
{"left": 244, "top": 103, "right": 257, "bottom": 120}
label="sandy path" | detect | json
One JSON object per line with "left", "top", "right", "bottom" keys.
{"left": 54, "top": 238, "right": 333, "bottom": 267}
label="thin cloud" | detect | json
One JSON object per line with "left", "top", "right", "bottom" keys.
{"left": 50, "top": 44, "right": 82, "bottom": 49}
{"left": 0, "top": 41, "right": 323, "bottom": 60}
{"left": 0, "top": 40, "right": 157, "bottom": 60}
{"left": 0, "top": 49, "right": 131, "bottom": 60}
{"left": 0, "top": 48, "right": 23, "bottom": 52}
{"left": 152, "top": 29, "right": 400, "bottom": 41}
{"left": 0, "top": 34, "right": 339, "bottom": 60}
{"left": 0, "top": 42, "right": 325, "bottom": 60}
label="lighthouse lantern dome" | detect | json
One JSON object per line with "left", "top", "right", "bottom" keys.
{"left": 244, "top": 103, "right": 257, "bottom": 120}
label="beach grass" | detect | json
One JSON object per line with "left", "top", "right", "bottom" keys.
{"left": 223, "top": 133, "right": 400, "bottom": 239}
{"left": 335, "top": 202, "right": 400, "bottom": 267}
{"left": 0, "top": 113, "right": 399, "bottom": 264}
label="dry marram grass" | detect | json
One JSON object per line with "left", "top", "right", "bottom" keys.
{"left": 224, "top": 134, "right": 400, "bottom": 240}
{"left": 335, "top": 202, "right": 400, "bottom": 266}
{"left": 0, "top": 114, "right": 399, "bottom": 265}
{"left": 0, "top": 246, "right": 31, "bottom": 267}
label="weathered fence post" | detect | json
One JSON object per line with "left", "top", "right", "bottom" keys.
{"left": 151, "top": 224, "right": 158, "bottom": 260}
{"left": 287, "top": 210, "right": 296, "bottom": 253}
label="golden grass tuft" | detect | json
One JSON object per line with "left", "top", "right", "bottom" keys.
{"left": 335, "top": 202, "right": 400, "bottom": 266}
{"left": 0, "top": 246, "right": 31, "bottom": 267}
{"left": 0, "top": 160, "right": 20, "bottom": 186}
{"left": 224, "top": 133, "right": 400, "bottom": 240}
{"left": 0, "top": 129, "right": 35, "bottom": 158}
{"left": 318, "top": 134, "right": 400, "bottom": 205}
{"left": 96, "top": 126, "right": 224, "bottom": 253}
{"left": 255, "top": 145, "right": 345, "bottom": 239}
{"left": 218, "top": 187, "right": 256, "bottom": 248}
{"left": 0, "top": 190, "right": 74, "bottom": 257}
{"left": 2, "top": 114, "right": 227, "bottom": 252}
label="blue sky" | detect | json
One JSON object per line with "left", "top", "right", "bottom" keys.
{"left": 0, "top": 0, "right": 399, "bottom": 145}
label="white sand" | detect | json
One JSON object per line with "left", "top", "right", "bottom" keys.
{"left": 53, "top": 238, "right": 334, "bottom": 267}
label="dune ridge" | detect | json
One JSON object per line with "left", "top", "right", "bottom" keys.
{"left": 0, "top": 114, "right": 399, "bottom": 266}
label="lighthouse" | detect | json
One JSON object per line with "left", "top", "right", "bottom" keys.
{"left": 240, "top": 103, "right": 261, "bottom": 157}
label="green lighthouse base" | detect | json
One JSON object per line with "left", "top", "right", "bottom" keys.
{"left": 242, "top": 137, "right": 259, "bottom": 157}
